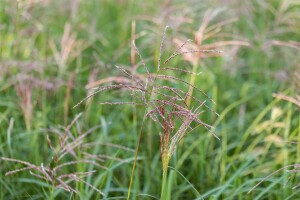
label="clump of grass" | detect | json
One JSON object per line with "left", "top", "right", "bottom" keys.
{"left": 249, "top": 51, "right": 299, "bottom": 195}
{"left": 248, "top": 163, "right": 300, "bottom": 194}
{"left": 1, "top": 113, "right": 114, "bottom": 198}
{"left": 75, "top": 27, "right": 222, "bottom": 199}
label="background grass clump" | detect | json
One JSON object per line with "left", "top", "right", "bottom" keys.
{"left": 0, "top": 0, "right": 299, "bottom": 199}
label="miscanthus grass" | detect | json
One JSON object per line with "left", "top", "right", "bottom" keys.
{"left": 1, "top": 113, "right": 131, "bottom": 199}
{"left": 74, "top": 26, "right": 222, "bottom": 199}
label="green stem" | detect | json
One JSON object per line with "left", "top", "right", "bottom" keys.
{"left": 160, "top": 170, "right": 168, "bottom": 200}
{"left": 127, "top": 117, "right": 146, "bottom": 200}
{"left": 49, "top": 183, "right": 55, "bottom": 200}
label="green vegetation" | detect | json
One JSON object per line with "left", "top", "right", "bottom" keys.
{"left": 0, "top": 0, "right": 299, "bottom": 199}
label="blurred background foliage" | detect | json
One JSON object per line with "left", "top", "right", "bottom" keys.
{"left": 0, "top": 0, "right": 299, "bottom": 199}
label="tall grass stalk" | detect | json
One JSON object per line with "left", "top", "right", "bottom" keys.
{"left": 127, "top": 117, "right": 147, "bottom": 200}
{"left": 160, "top": 169, "right": 168, "bottom": 200}
{"left": 74, "top": 26, "right": 221, "bottom": 199}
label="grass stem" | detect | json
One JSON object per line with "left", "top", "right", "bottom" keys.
{"left": 127, "top": 117, "right": 146, "bottom": 200}
{"left": 160, "top": 170, "right": 168, "bottom": 200}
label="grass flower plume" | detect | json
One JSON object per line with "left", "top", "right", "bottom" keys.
{"left": 75, "top": 27, "right": 221, "bottom": 199}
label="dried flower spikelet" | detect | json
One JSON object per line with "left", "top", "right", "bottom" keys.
{"left": 50, "top": 23, "right": 88, "bottom": 74}
{"left": 15, "top": 81, "right": 33, "bottom": 131}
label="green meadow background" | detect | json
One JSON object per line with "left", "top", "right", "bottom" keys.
{"left": 0, "top": 0, "right": 299, "bottom": 199}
